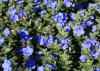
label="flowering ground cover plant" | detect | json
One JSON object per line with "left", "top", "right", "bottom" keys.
{"left": 0, "top": 0, "right": 100, "bottom": 71}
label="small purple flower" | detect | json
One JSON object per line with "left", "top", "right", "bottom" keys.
{"left": 80, "top": 55, "right": 88, "bottom": 62}
{"left": 86, "top": 20, "right": 93, "bottom": 26}
{"left": 44, "top": 36, "right": 54, "bottom": 46}
{"left": 94, "top": 68, "right": 100, "bottom": 71}
{"left": 82, "top": 40, "right": 91, "bottom": 50}
{"left": 92, "top": 25, "right": 97, "bottom": 32}
{"left": 15, "top": 0, "right": 24, "bottom": 5}
{"left": 64, "top": 25, "right": 71, "bottom": 32}
{"left": 43, "top": 0, "right": 57, "bottom": 10}
{"left": 8, "top": 7, "right": 19, "bottom": 23}
{"left": 92, "top": 52, "right": 99, "bottom": 59}
{"left": 19, "top": 29, "right": 29, "bottom": 40}
{"left": 36, "top": 34, "right": 44, "bottom": 45}
{"left": 52, "top": 12, "right": 68, "bottom": 26}
{"left": 89, "top": 3, "right": 96, "bottom": 8}
{"left": 61, "top": 39, "right": 68, "bottom": 49}
{"left": 74, "top": 4, "right": 83, "bottom": 9}
{"left": 87, "top": 38, "right": 97, "bottom": 46}
{"left": 8, "top": 7, "right": 16, "bottom": 16}
{"left": 64, "top": 0, "right": 72, "bottom": 8}
{"left": 25, "top": 59, "right": 35, "bottom": 69}
{"left": 22, "top": 46, "right": 33, "bottom": 56}
{"left": 0, "top": 38, "right": 4, "bottom": 46}
{"left": 37, "top": 66, "right": 45, "bottom": 71}
{"left": 73, "top": 25, "right": 84, "bottom": 36}
{"left": 13, "top": 15, "right": 19, "bottom": 22}
{"left": 38, "top": 10, "right": 47, "bottom": 15}
{"left": 2, "top": 0, "right": 8, "bottom": 2}
{"left": 69, "top": 12, "right": 75, "bottom": 20}
{"left": 19, "top": 9, "right": 27, "bottom": 17}
{"left": 2, "top": 59, "right": 12, "bottom": 71}
{"left": 3, "top": 28, "right": 11, "bottom": 37}
{"left": 79, "top": 10, "right": 86, "bottom": 16}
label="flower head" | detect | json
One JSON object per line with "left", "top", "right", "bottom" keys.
{"left": 92, "top": 52, "right": 99, "bottom": 59}
{"left": 0, "top": 38, "right": 4, "bottom": 46}
{"left": 19, "top": 9, "right": 27, "bottom": 17}
{"left": 37, "top": 66, "right": 45, "bottom": 71}
{"left": 80, "top": 55, "right": 88, "bottom": 62}
{"left": 15, "top": 0, "right": 24, "bottom": 5}
{"left": 73, "top": 25, "right": 84, "bottom": 36}
{"left": 64, "top": 0, "right": 72, "bottom": 7}
{"left": 52, "top": 12, "right": 68, "bottom": 26}
{"left": 2, "top": 0, "right": 8, "bottom": 2}
{"left": 92, "top": 25, "right": 97, "bottom": 32}
{"left": 69, "top": 12, "right": 75, "bottom": 20}
{"left": 22, "top": 46, "right": 33, "bottom": 56}
{"left": 3, "top": 28, "right": 11, "bottom": 37}
{"left": 43, "top": 0, "right": 57, "bottom": 10}
{"left": 2, "top": 59, "right": 12, "bottom": 71}
{"left": 8, "top": 7, "right": 16, "bottom": 16}
{"left": 44, "top": 36, "right": 54, "bottom": 46}
{"left": 19, "top": 29, "right": 29, "bottom": 40}
{"left": 36, "top": 34, "right": 44, "bottom": 45}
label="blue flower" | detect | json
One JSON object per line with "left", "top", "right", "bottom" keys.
{"left": 13, "top": 15, "right": 19, "bottom": 22}
{"left": 87, "top": 38, "right": 97, "bottom": 46}
{"left": 94, "top": 68, "right": 100, "bottom": 71}
{"left": 43, "top": 0, "right": 57, "bottom": 10}
{"left": 89, "top": 3, "right": 96, "bottom": 8}
{"left": 15, "top": 0, "right": 24, "bottom": 5}
{"left": 22, "top": 46, "right": 33, "bottom": 56}
{"left": 92, "top": 52, "right": 99, "bottom": 59}
{"left": 36, "top": 34, "right": 44, "bottom": 45}
{"left": 52, "top": 12, "right": 68, "bottom": 26}
{"left": 34, "top": 0, "right": 41, "bottom": 9}
{"left": 3, "top": 28, "right": 11, "bottom": 37}
{"left": 96, "top": 42, "right": 100, "bottom": 48}
{"left": 82, "top": 40, "right": 92, "bottom": 50}
{"left": 2, "top": 0, "right": 8, "bottom": 2}
{"left": 0, "top": 38, "right": 4, "bottom": 46}
{"left": 73, "top": 25, "right": 84, "bottom": 36}
{"left": 37, "top": 66, "right": 45, "bottom": 71}
{"left": 86, "top": 20, "right": 93, "bottom": 26}
{"left": 64, "top": 0, "right": 72, "bottom": 8}
{"left": 69, "top": 12, "right": 75, "bottom": 20}
{"left": 8, "top": 7, "right": 16, "bottom": 16}
{"left": 82, "top": 38, "right": 97, "bottom": 50}
{"left": 92, "top": 25, "right": 97, "bottom": 32}
{"left": 64, "top": 25, "right": 71, "bottom": 32}
{"left": 61, "top": 39, "right": 68, "bottom": 49}
{"left": 19, "top": 9, "right": 27, "bottom": 17}
{"left": 79, "top": 10, "right": 86, "bottom": 16}
{"left": 19, "top": 29, "right": 29, "bottom": 40}
{"left": 46, "top": 62, "right": 57, "bottom": 70}
{"left": 25, "top": 59, "right": 35, "bottom": 69}
{"left": 80, "top": 55, "right": 88, "bottom": 62}
{"left": 38, "top": 10, "right": 47, "bottom": 15}
{"left": 8, "top": 7, "right": 19, "bottom": 23}
{"left": 44, "top": 36, "right": 54, "bottom": 46}
{"left": 2, "top": 59, "right": 12, "bottom": 71}
{"left": 74, "top": 4, "right": 83, "bottom": 9}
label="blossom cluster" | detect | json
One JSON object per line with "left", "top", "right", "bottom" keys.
{"left": 0, "top": 0, "right": 100, "bottom": 71}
